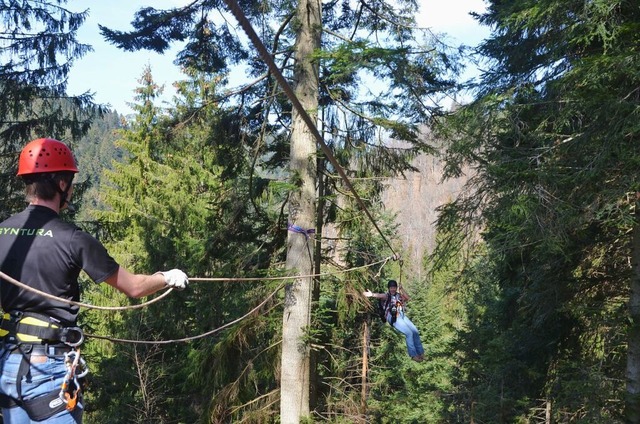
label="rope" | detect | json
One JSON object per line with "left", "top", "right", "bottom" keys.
{"left": 190, "top": 256, "right": 393, "bottom": 282}
{"left": 220, "top": 0, "right": 400, "bottom": 261}
{"left": 0, "top": 256, "right": 393, "bottom": 310}
{"left": 85, "top": 284, "right": 284, "bottom": 345}
{"left": 0, "top": 256, "right": 392, "bottom": 345}
{"left": 0, "top": 271, "right": 173, "bottom": 311}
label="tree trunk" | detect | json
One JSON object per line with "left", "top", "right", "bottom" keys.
{"left": 361, "top": 320, "right": 369, "bottom": 414}
{"left": 310, "top": 159, "right": 325, "bottom": 410}
{"left": 280, "top": 0, "right": 321, "bottom": 421}
{"left": 626, "top": 193, "right": 640, "bottom": 423}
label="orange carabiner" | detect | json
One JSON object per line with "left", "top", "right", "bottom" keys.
{"left": 59, "top": 349, "right": 82, "bottom": 411}
{"left": 64, "top": 390, "right": 78, "bottom": 411}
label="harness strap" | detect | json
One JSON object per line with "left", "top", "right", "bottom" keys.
{"left": 0, "top": 390, "right": 68, "bottom": 421}
{"left": 1, "top": 321, "right": 61, "bottom": 344}
{"left": 0, "top": 312, "right": 84, "bottom": 346}
{"left": 0, "top": 311, "right": 86, "bottom": 420}
{"left": 0, "top": 345, "right": 83, "bottom": 420}
{"left": 385, "top": 292, "right": 404, "bottom": 325}
{"left": 15, "top": 347, "right": 31, "bottom": 402}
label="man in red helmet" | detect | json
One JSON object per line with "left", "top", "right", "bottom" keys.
{"left": 0, "top": 138, "right": 189, "bottom": 422}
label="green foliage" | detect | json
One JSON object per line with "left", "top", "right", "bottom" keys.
{"left": 433, "top": 0, "right": 640, "bottom": 421}
{"left": 90, "top": 0, "right": 466, "bottom": 421}
{"left": 81, "top": 62, "right": 290, "bottom": 422}
{"left": 99, "top": 0, "right": 460, "bottom": 179}
{"left": 0, "top": 1, "right": 106, "bottom": 218}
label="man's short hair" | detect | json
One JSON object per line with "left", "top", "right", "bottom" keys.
{"left": 23, "top": 172, "right": 74, "bottom": 202}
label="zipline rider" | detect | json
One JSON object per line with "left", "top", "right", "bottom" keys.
{"left": 364, "top": 279, "right": 425, "bottom": 362}
{"left": 0, "top": 138, "right": 189, "bottom": 423}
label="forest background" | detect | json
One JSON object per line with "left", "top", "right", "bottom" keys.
{"left": 0, "top": 0, "right": 638, "bottom": 423}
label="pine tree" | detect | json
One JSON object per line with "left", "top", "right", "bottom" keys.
{"left": 86, "top": 62, "right": 288, "bottom": 422}
{"left": 86, "top": 66, "right": 229, "bottom": 422}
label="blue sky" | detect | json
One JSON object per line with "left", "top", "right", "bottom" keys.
{"left": 67, "top": 0, "right": 489, "bottom": 115}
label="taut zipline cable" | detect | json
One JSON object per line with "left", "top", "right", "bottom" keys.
{"left": 190, "top": 256, "right": 393, "bottom": 282}
{"left": 220, "top": 0, "right": 400, "bottom": 261}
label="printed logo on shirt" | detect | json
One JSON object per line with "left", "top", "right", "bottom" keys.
{"left": 0, "top": 227, "right": 53, "bottom": 237}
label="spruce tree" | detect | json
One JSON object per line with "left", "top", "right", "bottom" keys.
{"left": 435, "top": 0, "right": 640, "bottom": 421}
{"left": 0, "top": 1, "right": 103, "bottom": 217}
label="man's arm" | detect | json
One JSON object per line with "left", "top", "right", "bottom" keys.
{"left": 363, "top": 290, "right": 387, "bottom": 300}
{"left": 399, "top": 287, "right": 411, "bottom": 302}
{"left": 105, "top": 267, "right": 188, "bottom": 298}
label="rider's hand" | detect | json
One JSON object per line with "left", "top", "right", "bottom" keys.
{"left": 160, "top": 269, "right": 189, "bottom": 290}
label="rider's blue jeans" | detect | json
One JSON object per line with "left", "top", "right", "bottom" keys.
{"left": 0, "top": 347, "right": 83, "bottom": 423}
{"left": 388, "top": 312, "right": 425, "bottom": 358}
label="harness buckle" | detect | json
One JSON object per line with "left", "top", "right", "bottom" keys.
{"left": 8, "top": 311, "right": 24, "bottom": 322}
{"left": 59, "top": 327, "right": 84, "bottom": 347}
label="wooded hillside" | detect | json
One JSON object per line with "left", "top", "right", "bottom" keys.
{"left": 2, "top": 0, "right": 639, "bottom": 423}
{"left": 383, "top": 141, "right": 469, "bottom": 278}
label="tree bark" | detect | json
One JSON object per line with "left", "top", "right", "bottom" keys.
{"left": 361, "top": 320, "right": 369, "bottom": 414}
{"left": 280, "top": 0, "right": 321, "bottom": 421}
{"left": 310, "top": 158, "right": 325, "bottom": 410}
{"left": 626, "top": 193, "right": 640, "bottom": 423}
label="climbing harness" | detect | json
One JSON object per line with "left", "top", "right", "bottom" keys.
{"left": 389, "top": 295, "right": 403, "bottom": 325}
{"left": 0, "top": 311, "right": 87, "bottom": 420}
{"left": 389, "top": 298, "right": 403, "bottom": 324}
{"left": 378, "top": 292, "right": 403, "bottom": 325}
{"left": 0, "top": 311, "right": 84, "bottom": 346}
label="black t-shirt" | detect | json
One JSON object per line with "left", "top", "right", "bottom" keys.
{"left": 0, "top": 205, "right": 119, "bottom": 325}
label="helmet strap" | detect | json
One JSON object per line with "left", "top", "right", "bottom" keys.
{"left": 59, "top": 185, "right": 72, "bottom": 210}
{"left": 45, "top": 175, "right": 73, "bottom": 210}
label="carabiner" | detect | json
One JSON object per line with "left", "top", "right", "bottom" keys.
{"left": 75, "top": 356, "right": 89, "bottom": 379}
{"left": 59, "top": 349, "right": 82, "bottom": 411}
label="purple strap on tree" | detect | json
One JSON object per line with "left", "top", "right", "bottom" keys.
{"left": 287, "top": 222, "right": 315, "bottom": 239}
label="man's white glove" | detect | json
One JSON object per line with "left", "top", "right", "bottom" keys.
{"left": 160, "top": 269, "right": 189, "bottom": 290}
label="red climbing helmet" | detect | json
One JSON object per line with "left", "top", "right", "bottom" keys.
{"left": 17, "top": 138, "right": 78, "bottom": 176}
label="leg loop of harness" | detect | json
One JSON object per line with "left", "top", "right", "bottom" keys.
{"left": 0, "top": 311, "right": 87, "bottom": 420}
{"left": 2, "top": 390, "right": 69, "bottom": 421}
{"left": 0, "top": 343, "right": 70, "bottom": 421}
{"left": 2, "top": 346, "right": 86, "bottom": 420}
